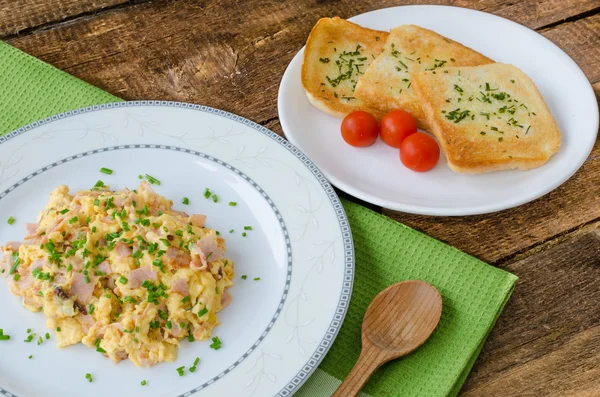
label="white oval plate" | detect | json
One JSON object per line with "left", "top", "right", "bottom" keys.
{"left": 0, "top": 102, "right": 353, "bottom": 397}
{"left": 278, "top": 5, "right": 599, "bottom": 216}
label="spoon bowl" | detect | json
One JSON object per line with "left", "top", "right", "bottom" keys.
{"left": 333, "top": 280, "right": 443, "bottom": 397}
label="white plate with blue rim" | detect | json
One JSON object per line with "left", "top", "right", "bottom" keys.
{"left": 0, "top": 102, "right": 353, "bottom": 397}
{"left": 278, "top": 5, "right": 599, "bottom": 216}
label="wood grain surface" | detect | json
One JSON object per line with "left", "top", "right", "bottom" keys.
{"left": 1, "top": 1, "right": 599, "bottom": 395}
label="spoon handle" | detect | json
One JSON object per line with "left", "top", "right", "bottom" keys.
{"left": 332, "top": 346, "right": 383, "bottom": 397}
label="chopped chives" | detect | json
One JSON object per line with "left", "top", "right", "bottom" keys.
{"left": 242, "top": 232, "right": 247, "bottom": 237}
{"left": 189, "top": 366, "right": 197, "bottom": 373}
{"left": 13, "top": 274, "right": 21, "bottom": 281}
{"left": 45, "top": 333, "right": 50, "bottom": 340}
{"left": 100, "top": 167, "right": 113, "bottom": 175}
{"left": 209, "top": 336, "right": 222, "bottom": 350}
{"left": 96, "top": 347, "right": 107, "bottom": 353}
{"left": 145, "top": 174, "right": 161, "bottom": 185}
{"left": 198, "top": 307, "right": 209, "bottom": 317}
{"left": 60, "top": 209, "right": 69, "bottom": 215}
{"left": 89, "top": 304, "right": 95, "bottom": 315}
{"left": 212, "top": 194, "right": 218, "bottom": 203}
{"left": 37, "top": 336, "right": 43, "bottom": 345}
{"left": 229, "top": 229, "right": 234, "bottom": 233}
{"left": 254, "top": 277, "right": 261, "bottom": 281}
{"left": 68, "top": 216, "right": 79, "bottom": 224}
{"left": 166, "top": 321, "right": 172, "bottom": 329}
{"left": 181, "top": 296, "right": 190, "bottom": 304}
{"left": 7, "top": 216, "right": 15, "bottom": 225}
{"left": 119, "top": 276, "right": 128, "bottom": 284}
{"left": 27, "top": 328, "right": 31, "bottom": 333}
{"left": 244, "top": 226, "right": 252, "bottom": 230}
{"left": 176, "top": 366, "right": 186, "bottom": 376}
{"left": 94, "top": 180, "right": 105, "bottom": 188}
{"left": 141, "top": 380, "right": 147, "bottom": 386}
{"left": 85, "top": 373, "right": 93, "bottom": 383}
{"left": 10, "top": 253, "right": 20, "bottom": 274}
{"left": 203, "top": 188, "right": 211, "bottom": 198}
{"left": 182, "top": 197, "right": 189, "bottom": 205}
{"left": 193, "top": 357, "right": 200, "bottom": 366}
{"left": 228, "top": 202, "right": 237, "bottom": 206}
{"left": 0, "top": 335, "right": 10, "bottom": 341}
{"left": 56, "top": 327, "right": 61, "bottom": 332}
{"left": 28, "top": 355, "right": 33, "bottom": 359}
{"left": 93, "top": 199, "right": 100, "bottom": 206}
{"left": 241, "top": 275, "right": 247, "bottom": 280}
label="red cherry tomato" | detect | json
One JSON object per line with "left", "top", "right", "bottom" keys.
{"left": 400, "top": 132, "right": 440, "bottom": 172}
{"left": 340, "top": 111, "right": 379, "bottom": 147}
{"left": 380, "top": 109, "right": 417, "bottom": 148}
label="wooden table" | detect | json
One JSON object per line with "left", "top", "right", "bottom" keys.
{"left": 2, "top": 1, "right": 599, "bottom": 395}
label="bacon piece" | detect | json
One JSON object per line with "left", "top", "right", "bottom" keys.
{"left": 170, "top": 321, "right": 182, "bottom": 337}
{"left": 5, "top": 241, "right": 22, "bottom": 251}
{"left": 190, "top": 243, "right": 207, "bottom": 271}
{"left": 69, "top": 273, "right": 96, "bottom": 304}
{"left": 198, "top": 236, "right": 223, "bottom": 262}
{"left": 97, "top": 261, "right": 111, "bottom": 275}
{"left": 25, "top": 223, "right": 38, "bottom": 237}
{"left": 128, "top": 267, "right": 157, "bottom": 289}
{"left": 221, "top": 289, "right": 232, "bottom": 309}
{"left": 164, "top": 247, "right": 191, "bottom": 269}
{"left": 114, "top": 243, "right": 131, "bottom": 259}
{"left": 171, "top": 278, "right": 189, "bottom": 296}
{"left": 188, "top": 214, "right": 206, "bottom": 228}
{"left": 79, "top": 314, "right": 94, "bottom": 332}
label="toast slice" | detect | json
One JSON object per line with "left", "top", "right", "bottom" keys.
{"left": 413, "top": 63, "right": 561, "bottom": 173}
{"left": 301, "top": 17, "right": 388, "bottom": 118}
{"left": 354, "top": 25, "right": 493, "bottom": 130}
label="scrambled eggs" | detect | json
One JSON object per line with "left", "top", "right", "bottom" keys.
{"left": 0, "top": 181, "right": 234, "bottom": 367}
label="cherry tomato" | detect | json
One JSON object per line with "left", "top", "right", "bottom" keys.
{"left": 341, "top": 111, "right": 379, "bottom": 147}
{"left": 400, "top": 132, "right": 440, "bottom": 172}
{"left": 380, "top": 109, "right": 417, "bottom": 148}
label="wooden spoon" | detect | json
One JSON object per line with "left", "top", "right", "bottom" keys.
{"left": 332, "top": 280, "right": 443, "bottom": 397}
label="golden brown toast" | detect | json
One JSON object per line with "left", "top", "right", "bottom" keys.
{"left": 301, "top": 17, "right": 388, "bottom": 118}
{"left": 354, "top": 25, "right": 493, "bottom": 129}
{"left": 413, "top": 63, "right": 561, "bottom": 173}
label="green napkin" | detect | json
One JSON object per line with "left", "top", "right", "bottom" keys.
{"left": 0, "top": 41, "right": 517, "bottom": 396}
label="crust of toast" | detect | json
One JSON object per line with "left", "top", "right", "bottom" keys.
{"left": 354, "top": 25, "right": 493, "bottom": 129}
{"left": 413, "top": 63, "right": 561, "bottom": 173}
{"left": 301, "top": 17, "right": 388, "bottom": 118}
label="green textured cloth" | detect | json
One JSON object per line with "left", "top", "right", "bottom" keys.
{"left": 0, "top": 41, "right": 517, "bottom": 396}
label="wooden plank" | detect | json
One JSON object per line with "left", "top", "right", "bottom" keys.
{"left": 459, "top": 227, "right": 600, "bottom": 396}
{"left": 542, "top": 13, "right": 600, "bottom": 84}
{"left": 0, "top": 0, "right": 129, "bottom": 37}
{"left": 5, "top": 2, "right": 599, "bottom": 125}
{"left": 2, "top": 0, "right": 598, "bottom": 41}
